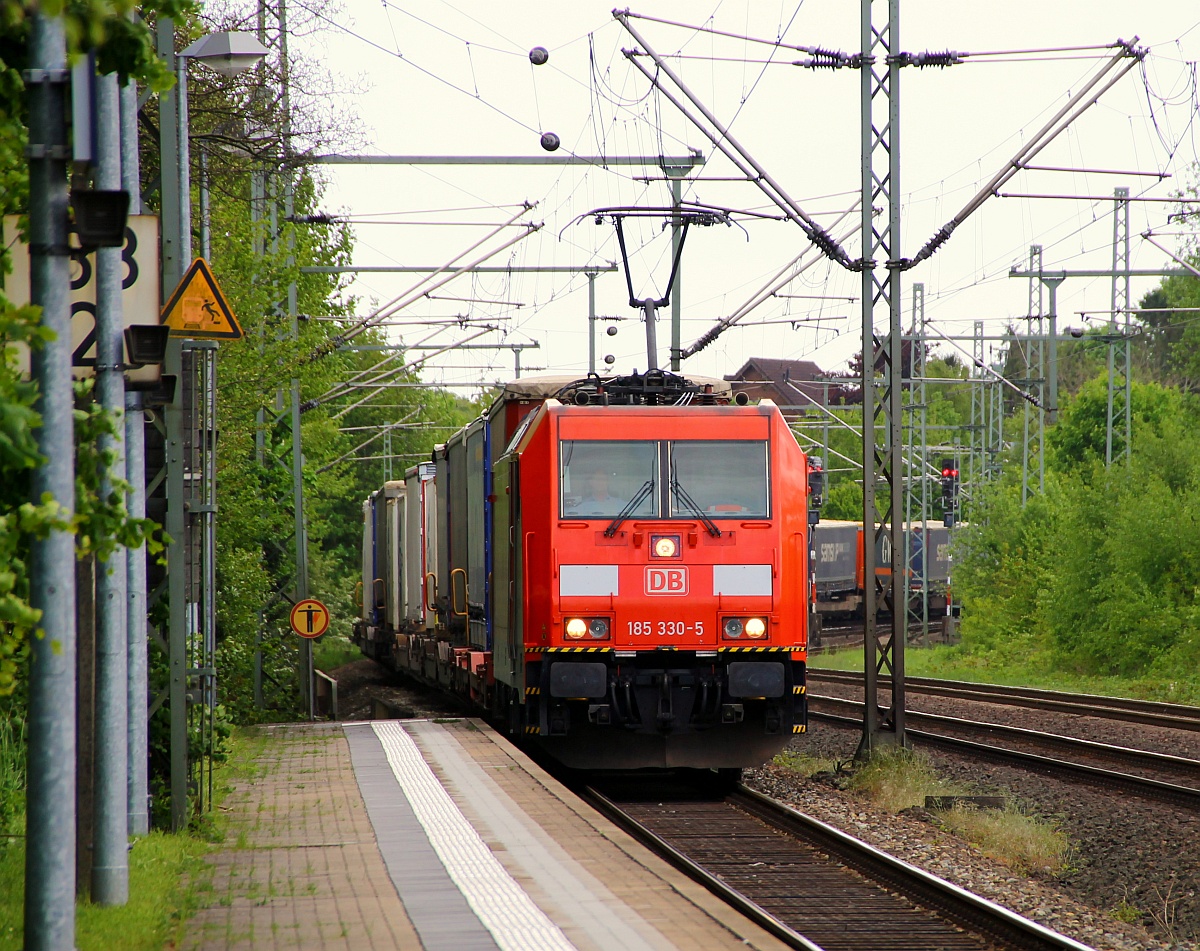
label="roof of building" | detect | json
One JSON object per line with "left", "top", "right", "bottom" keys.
{"left": 723, "top": 357, "right": 830, "bottom": 408}
{"left": 724, "top": 357, "right": 826, "bottom": 383}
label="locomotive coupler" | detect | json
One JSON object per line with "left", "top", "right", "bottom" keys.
{"left": 764, "top": 702, "right": 782, "bottom": 734}
{"left": 656, "top": 672, "right": 674, "bottom": 729}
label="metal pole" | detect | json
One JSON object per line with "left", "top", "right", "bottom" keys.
{"left": 157, "top": 16, "right": 189, "bottom": 831}
{"left": 1108, "top": 187, "right": 1130, "bottom": 463}
{"left": 176, "top": 55, "right": 190, "bottom": 273}
{"left": 251, "top": 168, "right": 265, "bottom": 710}
{"left": 92, "top": 66, "right": 129, "bottom": 905}
{"left": 642, "top": 299, "right": 659, "bottom": 371}
{"left": 1022, "top": 245, "right": 1043, "bottom": 504}
{"left": 1105, "top": 193, "right": 1120, "bottom": 465}
{"left": 279, "top": 0, "right": 312, "bottom": 720}
{"left": 120, "top": 75, "right": 150, "bottom": 838}
{"left": 199, "top": 151, "right": 210, "bottom": 261}
{"left": 969, "top": 322, "right": 983, "bottom": 492}
{"left": 24, "top": 11, "right": 78, "bottom": 947}
{"left": 670, "top": 175, "right": 682, "bottom": 371}
{"left": 1033, "top": 249, "right": 1046, "bottom": 494}
{"left": 587, "top": 270, "right": 597, "bottom": 375}
{"left": 157, "top": 19, "right": 181, "bottom": 295}
{"left": 1044, "top": 277, "right": 1063, "bottom": 425}
{"left": 914, "top": 282, "right": 929, "bottom": 643}
{"left": 859, "top": 0, "right": 879, "bottom": 750}
{"left": 124, "top": 392, "right": 149, "bottom": 836}
{"left": 859, "top": 0, "right": 906, "bottom": 757}
{"left": 821, "top": 380, "right": 830, "bottom": 479}
{"left": 884, "top": 0, "right": 906, "bottom": 743}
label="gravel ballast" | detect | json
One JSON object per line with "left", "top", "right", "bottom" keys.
{"left": 752, "top": 693, "right": 1200, "bottom": 951}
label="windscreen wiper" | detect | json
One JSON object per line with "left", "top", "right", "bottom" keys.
{"left": 604, "top": 480, "right": 654, "bottom": 538}
{"left": 671, "top": 473, "right": 722, "bottom": 538}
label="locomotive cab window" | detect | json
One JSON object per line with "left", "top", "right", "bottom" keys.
{"left": 670, "top": 440, "right": 769, "bottom": 518}
{"left": 561, "top": 440, "right": 659, "bottom": 518}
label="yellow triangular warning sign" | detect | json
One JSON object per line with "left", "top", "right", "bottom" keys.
{"left": 161, "top": 258, "right": 242, "bottom": 339}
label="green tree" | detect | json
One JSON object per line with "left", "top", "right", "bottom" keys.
{"left": 1046, "top": 375, "right": 1188, "bottom": 474}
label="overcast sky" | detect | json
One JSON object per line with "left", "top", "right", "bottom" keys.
{"left": 284, "top": 1, "right": 1200, "bottom": 392}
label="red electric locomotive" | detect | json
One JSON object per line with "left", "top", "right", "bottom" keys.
{"left": 354, "top": 369, "right": 816, "bottom": 771}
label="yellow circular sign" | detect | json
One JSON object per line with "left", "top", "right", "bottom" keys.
{"left": 290, "top": 598, "right": 330, "bottom": 639}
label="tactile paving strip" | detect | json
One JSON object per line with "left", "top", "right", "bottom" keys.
{"left": 371, "top": 721, "right": 578, "bottom": 951}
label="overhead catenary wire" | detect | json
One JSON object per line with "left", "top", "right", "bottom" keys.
{"left": 316, "top": 410, "right": 421, "bottom": 473}
{"left": 326, "top": 327, "right": 500, "bottom": 418}
{"left": 294, "top": 4, "right": 1200, "bottom": 394}
{"left": 906, "top": 41, "right": 1148, "bottom": 270}
{"left": 682, "top": 207, "right": 859, "bottom": 359}
{"left": 615, "top": 15, "right": 856, "bottom": 269}
{"left": 307, "top": 204, "right": 540, "bottom": 361}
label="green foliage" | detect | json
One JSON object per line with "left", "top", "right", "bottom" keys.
{"left": 0, "top": 300, "right": 53, "bottom": 696}
{"left": 312, "top": 634, "right": 361, "bottom": 672}
{"left": 955, "top": 375, "right": 1200, "bottom": 682}
{"left": 1046, "top": 376, "right": 1186, "bottom": 473}
{"left": 822, "top": 479, "right": 862, "bottom": 521}
{"left": 1, "top": 1, "right": 193, "bottom": 94}
{"left": 203, "top": 162, "right": 478, "bottom": 724}
{"left": 0, "top": 707, "right": 25, "bottom": 835}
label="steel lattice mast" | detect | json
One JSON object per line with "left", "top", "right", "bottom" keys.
{"left": 857, "top": 0, "right": 907, "bottom": 754}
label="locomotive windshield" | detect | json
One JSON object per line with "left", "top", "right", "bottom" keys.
{"left": 561, "top": 439, "right": 768, "bottom": 520}
{"left": 670, "top": 441, "right": 769, "bottom": 518}
{"left": 561, "top": 441, "right": 659, "bottom": 518}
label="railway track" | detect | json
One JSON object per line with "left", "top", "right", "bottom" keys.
{"left": 806, "top": 669, "right": 1200, "bottom": 732}
{"left": 582, "top": 780, "right": 1093, "bottom": 951}
{"left": 809, "top": 698, "right": 1200, "bottom": 810}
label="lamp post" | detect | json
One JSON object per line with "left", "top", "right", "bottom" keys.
{"left": 157, "top": 24, "right": 267, "bottom": 830}
{"left": 174, "top": 33, "right": 270, "bottom": 273}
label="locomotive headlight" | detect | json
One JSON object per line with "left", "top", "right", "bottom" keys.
{"left": 566, "top": 618, "right": 588, "bottom": 639}
{"left": 588, "top": 618, "right": 610, "bottom": 639}
{"left": 745, "top": 617, "right": 766, "bottom": 639}
{"left": 723, "top": 617, "right": 744, "bottom": 638}
{"left": 651, "top": 534, "right": 679, "bottom": 558}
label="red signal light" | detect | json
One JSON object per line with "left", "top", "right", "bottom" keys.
{"left": 941, "top": 468, "right": 952, "bottom": 477}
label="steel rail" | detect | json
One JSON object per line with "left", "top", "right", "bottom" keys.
{"left": 807, "top": 669, "right": 1200, "bottom": 731}
{"left": 809, "top": 708, "right": 1200, "bottom": 809}
{"left": 583, "top": 783, "right": 1093, "bottom": 951}
{"left": 810, "top": 696, "right": 1200, "bottom": 779}
{"left": 732, "top": 788, "right": 1094, "bottom": 951}
{"left": 582, "top": 787, "right": 823, "bottom": 951}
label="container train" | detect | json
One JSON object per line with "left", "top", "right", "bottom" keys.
{"left": 352, "top": 369, "right": 818, "bottom": 770}
{"left": 809, "top": 518, "right": 954, "bottom": 631}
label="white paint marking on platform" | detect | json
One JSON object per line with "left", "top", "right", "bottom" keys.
{"left": 372, "top": 721, "right": 578, "bottom": 951}
{"left": 410, "top": 721, "right": 670, "bottom": 951}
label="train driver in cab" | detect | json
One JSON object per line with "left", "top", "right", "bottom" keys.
{"left": 575, "top": 466, "right": 620, "bottom": 516}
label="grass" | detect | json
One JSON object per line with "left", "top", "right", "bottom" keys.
{"left": 846, "top": 745, "right": 959, "bottom": 813}
{"left": 0, "top": 831, "right": 210, "bottom": 951}
{"left": 809, "top": 642, "right": 1200, "bottom": 706}
{"left": 312, "top": 635, "right": 362, "bottom": 672}
{"left": 0, "top": 715, "right": 25, "bottom": 836}
{"left": 787, "top": 745, "right": 1071, "bottom": 877}
{"left": 0, "top": 725, "right": 266, "bottom": 950}
{"left": 772, "top": 749, "right": 839, "bottom": 777}
{"left": 938, "top": 803, "right": 1069, "bottom": 876}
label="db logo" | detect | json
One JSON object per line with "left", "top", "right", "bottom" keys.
{"left": 646, "top": 566, "right": 688, "bottom": 595}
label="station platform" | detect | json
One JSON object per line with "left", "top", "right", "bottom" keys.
{"left": 183, "top": 719, "right": 791, "bottom": 951}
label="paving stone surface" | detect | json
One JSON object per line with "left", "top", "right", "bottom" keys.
{"left": 182, "top": 723, "right": 423, "bottom": 951}
{"left": 182, "top": 720, "right": 789, "bottom": 951}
